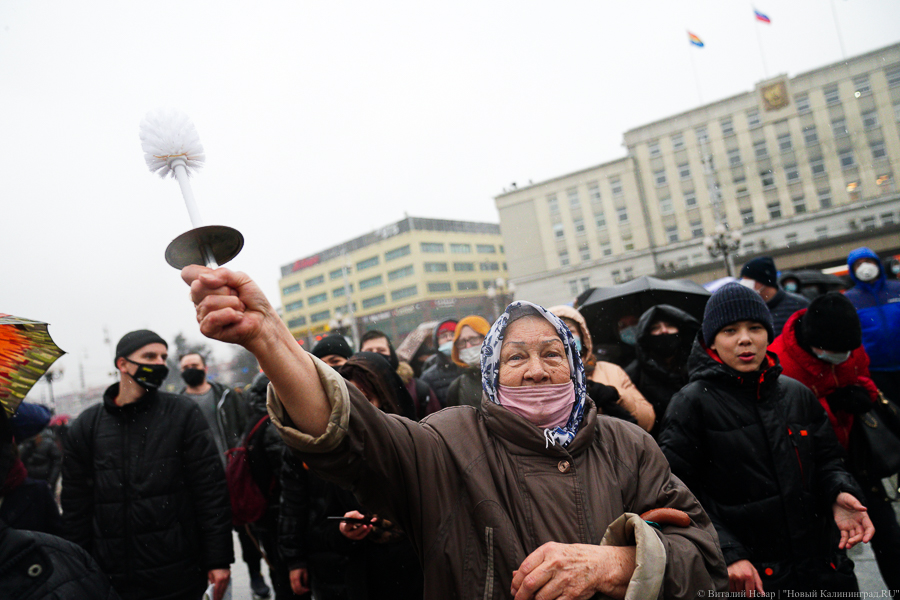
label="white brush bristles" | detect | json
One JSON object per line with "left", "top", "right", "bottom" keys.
{"left": 139, "top": 109, "right": 206, "bottom": 178}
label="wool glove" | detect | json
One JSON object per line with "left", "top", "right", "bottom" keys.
{"left": 826, "top": 385, "right": 873, "bottom": 415}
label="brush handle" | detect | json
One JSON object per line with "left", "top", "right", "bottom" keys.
{"left": 170, "top": 158, "right": 219, "bottom": 268}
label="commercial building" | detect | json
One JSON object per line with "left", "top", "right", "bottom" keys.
{"left": 496, "top": 42, "right": 900, "bottom": 307}
{"left": 278, "top": 217, "right": 509, "bottom": 345}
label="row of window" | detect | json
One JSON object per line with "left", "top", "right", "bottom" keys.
{"left": 547, "top": 178, "right": 624, "bottom": 214}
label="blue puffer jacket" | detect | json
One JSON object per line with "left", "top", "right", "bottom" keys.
{"left": 844, "top": 248, "right": 900, "bottom": 372}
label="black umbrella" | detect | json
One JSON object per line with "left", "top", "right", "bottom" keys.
{"left": 578, "top": 276, "right": 711, "bottom": 345}
{"left": 784, "top": 269, "right": 845, "bottom": 288}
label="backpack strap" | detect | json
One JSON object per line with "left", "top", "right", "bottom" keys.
{"left": 245, "top": 415, "right": 270, "bottom": 444}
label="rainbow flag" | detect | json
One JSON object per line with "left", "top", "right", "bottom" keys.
{"left": 688, "top": 32, "right": 704, "bottom": 47}
{"left": 754, "top": 9, "right": 771, "bottom": 24}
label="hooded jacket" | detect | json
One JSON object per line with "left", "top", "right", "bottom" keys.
{"left": 844, "top": 247, "right": 900, "bottom": 372}
{"left": 178, "top": 379, "right": 247, "bottom": 451}
{"left": 420, "top": 319, "right": 463, "bottom": 405}
{"left": 625, "top": 305, "right": 700, "bottom": 435}
{"left": 61, "top": 385, "right": 234, "bottom": 600}
{"left": 659, "top": 338, "right": 864, "bottom": 570}
{"left": 765, "top": 289, "right": 810, "bottom": 338}
{"left": 770, "top": 309, "right": 878, "bottom": 449}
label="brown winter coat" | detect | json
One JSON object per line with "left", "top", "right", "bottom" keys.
{"left": 269, "top": 357, "right": 727, "bottom": 599}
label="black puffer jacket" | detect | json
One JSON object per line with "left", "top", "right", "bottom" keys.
{"left": 625, "top": 305, "right": 700, "bottom": 436}
{"left": 659, "top": 339, "right": 864, "bottom": 569}
{"left": 767, "top": 289, "right": 810, "bottom": 337}
{"left": 420, "top": 352, "right": 461, "bottom": 407}
{"left": 18, "top": 433, "right": 62, "bottom": 487}
{"left": 0, "top": 519, "right": 121, "bottom": 600}
{"left": 61, "top": 384, "right": 234, "bottom": 600}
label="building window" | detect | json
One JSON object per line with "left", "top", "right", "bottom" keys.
{"left": 421, "top": 242, "right": 444, "bottom": 253}
{"left": 665, "top": 225, "right": 679, "bottom": 243}
{"left": 450, "top": 243, "right": 471, "bottom": 254}
{"left": 754, "top": 140, "right": 768, "bottom": 159}
{"left": 678, "top": 163, "right": 691, "bottom": 180}
{"left": 424, "top": 262, "right": 448, "bottom": 272}
{"left": 359, "top": 275, "right": 383, "bottom": 289}
{"left": 283, "top": 283, "right": 301, "bottom": 295}
{"left": 883, "top": 212, "right": 897, "bottom": 226}
{"left": 810, "top": 158, "right": 826, "bottom": 177}
{"left": 568, "top": 279, "right": 579, "bottom": 297}
{"left": 391, "top": 286, "right": 417, "bottom": 301}
{"left": 553, "top": 223, "right": 565, "bottom": 239}
{"left": 329, "top": 267, "right": 349, "bottom": 280}
{"left": 588, "top": 182, "right": 601, "bottom": 204}
{"left": 824, "top": 84, "right": 840, "bottom": 105}
{"left": 310, "top": 310, "right": 330, "bottom": 323}
{"left": 777, "top": 133, "right": 793, "bottom": 152}
{"left": 832, "top": 117, "right": 848, "bottom": 138}
{"left": 579, "top": 244, "right": 591, "bottom": 261}
{"left": 648, "top": 140, "right": 661, "bottom": 156}
{"left": 747, "top": 109, "right": 761, "bottom": 129}
{"left": 287, "top": 316, "right": 307, "bottom": 328}
{"left": 853, "top": 74, "right": 871, "bottom": 96}
{"left": 683, "top": 191, "right": 697, "bottom": 208}
{"left": 476, "top": 244, "right": 496, "bottom": 253}
{"left": 332, "top": 285, "right": 353, "bottom": 298}
{"left": 796, "top": 93, "right": 811, "bottom": 114}
{"left": 862, "top": 110, "right": 879, "bottom": 129}
{"left": 357, "top": 256, "right": 380, "bottom": 270}
{"left": 559, "top": 251, "right": 570, "bottom": 266}
{"left": 671, "top": 133, "right": 685, "bottom": 150}
{"left": 872, "top": 141, "right": 888, "bottom": 161}
{"left": 616, "top": 207, "right": 629, "bottom": 223}
{"left": 567, "top": 188, "right": 580, "bottom": 208}
{"left": 308, "top": 292, "right": 327, "bottom": 305}
{"left": 595, "top": 212, "right": 607, "bottom": 230}
{"left": 384, "top": 245, "right": 411, "bottom": 262}
{"left": 611, "top": 269, "right": 622, "bottom": 284}
{"left": 696, "top": 126, "right": 709, "bottom": 143}
{"left": 895, "top": 101, "right": 900, "bottom": 122}
{"left": 285, "top": 299, "right": 304, "bottom": 312}
{"left": 803, "top": 126, "right": 818, "bottom": 146}
{"left": 547, "top": 194, "right": 559, "bottom": 214}
{"left": 654, "top": 169, "right": 668, "bottom": 187}
{"left": 815, "top": 225, "right": 828, "bottom": 239}
{"left": 573, "top": 218, "right": 585, "bottom": 234}
{"left": 785, "top": 232, "right": 799, "bottom": 245}
{"left": 887, "top": 65, "right": 900, "bottom": 88}
{"left": 453, "top": 262, "right": 474, "bottom": 272}
{"left": 305, "top": 274, "right": 325, "bottom": 287}
{"left": 479, "top": 261, "right": 499, "bottom": 271}
{"left": 785, "top": 164, "right": 800, "bottom": 182}
{"left": 741, "top": 208, "right": 755, "bottom": 225}
{"left": 427, "top": 282, "right": 452, "bottom": 293}
{"left": 580, "top": 277, "right": 591, "bottom": 291}
{"left": 792, "top": 196, "right": 807, "bottom": 214}
{"left": 361, "top": 295, "right": 386, "bottom": 309}
{"left": 736, "top": 186, "right": 749, "bottom": 198}
{"left": 624, "top": 266, "right": 634, "bottom": 280}
{"left": 623, "top": 239, "right": 635, "bottom": 251}
{"left": 690, "top": 220, "right": 704, "bottom": 238}
{"left": 877, "top": 173, "right": 894, "bottom": 193}
{"left": 600, "top": 242, "right": 612, "bottom": 256}
{"left": 861, "top": 216, "right": 876, "bottom": 230}
{"left": 727, "top": 148, "right": 742, "bottom": 166}
{"left": 817, "top": 188, "right": 833, "bottom": 208}
{"left": 768, "top": 201, "right": 782, "bottom": 220}
{"left": 659, "top": 197, "right": 673, "bottom": 215}
{"left": 839, "top": 149, "right": 855, "bottom": 169}
{"left": 610, "top": 177, "right": 624, "bottom": 197}
{"left": 760, "top": 169, "right": 775, "bottom": 188}
{"left": 720, "top": 118, "right": 735, "bottom": 137}
{"left": 388, "top": 265, "right": 414, "bottom": 281}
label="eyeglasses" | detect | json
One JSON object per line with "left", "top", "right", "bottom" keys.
{"left": 456, "top": 335, "right": 485, "bottom": 349}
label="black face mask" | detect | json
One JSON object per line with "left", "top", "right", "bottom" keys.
{"left": 181, "top": 368, "right": 206, "bottom": 387}
{"left": 645, "top": 333, "right": 682, "bottom": 358}
{"left": 125, "top": 358, "right": 169, "bottom": 391}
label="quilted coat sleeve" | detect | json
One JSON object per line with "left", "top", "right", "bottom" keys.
{"left": 60, "top": 407, "right": 97, "bottom": 553}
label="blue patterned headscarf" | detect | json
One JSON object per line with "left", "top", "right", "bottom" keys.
{"left": 480, "top": 301, "right": 587, "bottom": 447}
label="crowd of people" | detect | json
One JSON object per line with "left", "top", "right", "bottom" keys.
{"left": 1, "top": 245, "right": 899, "bottom": 599}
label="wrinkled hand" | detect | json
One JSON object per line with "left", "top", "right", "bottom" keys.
{"left": 289, "top": 567, "right": 310, "bottom": 595}
{"left": 727, "top": 560, "right": 764, "bottom": 597}
{"left": 833, "top": 492, "right": 875, "bottom": 549}
{"left": 339, "top": 510, "right": 375, "bottom": 541}
{"left": 510, "top": 542, "right": 635, "bottom": 600}
{"left": 181, "top": 266, "right": 276, "bottom": 350}
{"left": 208, "top": 568, "right": 230, "bottom": 600}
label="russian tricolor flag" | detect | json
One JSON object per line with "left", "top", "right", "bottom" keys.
{"left": 754, "top": 9, "right": 771, "bottom": 24}
{"left": 688, "top": 32, "right": 704, "bottom": 47}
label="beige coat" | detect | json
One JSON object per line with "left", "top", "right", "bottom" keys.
{"left": 269, "top": 357, "right": 727, "bottom": 599}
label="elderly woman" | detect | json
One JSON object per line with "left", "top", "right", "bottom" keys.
{"left": 184, "top": 267, "right": 727, "bottom": 599}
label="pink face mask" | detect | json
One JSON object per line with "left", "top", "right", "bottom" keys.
{"left": 497, "top": 382, "right": 576, "bottom": 430}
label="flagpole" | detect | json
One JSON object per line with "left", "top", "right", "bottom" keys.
{"left": 688, "top": 35, "right": 704, "bottom": 104}
{"left": 753, "top": 7, "right": 770, "bottom": 79}
{"left": 829, "top": 0, "right": 847, "bottom": 60}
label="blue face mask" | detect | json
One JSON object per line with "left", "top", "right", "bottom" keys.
{"left": 438, "top": 341, "right": 453, "bottom": 356}
{"left": 784, "top": 282, "right": 798, "bottom": 293}
{"left": 813, "top": 349, "right": 851, "bottom": 365}
{"left": 572, "top": 337, "right": 583, "bottom": 354}
{"left": 619, "top": 326, "right": 638, "bottom": 347}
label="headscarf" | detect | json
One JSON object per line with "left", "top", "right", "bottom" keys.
{"left": 451, "top": 315, "right": 492, "bottom": 367}
{"left": 481, "top": 301, "right": 587, "bottom": 447}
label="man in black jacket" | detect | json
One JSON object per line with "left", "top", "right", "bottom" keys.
{"left": 659, "top": 283, "right": 873, "bottom": 596}
{"left": 419, "top": 319, "right": 460, "bottom": 406}
{"left": 62, "top": 330, "right": 233, "bottom": 600}
{"left": 739, "top": 256, "right": 809, "bottom": 336}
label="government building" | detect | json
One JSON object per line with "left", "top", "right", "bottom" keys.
{"left": 278, "top": 217, "right": 509, "bottom": 346}
{"left": 496, "top": 42, "right": 900, "bottom": 307}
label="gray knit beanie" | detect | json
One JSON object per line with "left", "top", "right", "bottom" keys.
{"left": 702, "top": 283, "right": 774, "bottom": 346}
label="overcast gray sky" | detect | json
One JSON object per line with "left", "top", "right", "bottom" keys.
{"left": 3, "top": 0, "right": 899, "bottom": 399}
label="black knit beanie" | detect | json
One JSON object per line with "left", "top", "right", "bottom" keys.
{"left": 800, "top": 292, "right": 862, "bottom": 351}
{"left": 311, "top": 334, "right": 354, "bottom": 360}
{"left": 115, "top": 330, "right": 167, "bottom": 364}
{"left": 740, "top": 256, "right": 778, "bottom": 288}
{"left": 702, "top": 283, "right": 775, "bottom": 346}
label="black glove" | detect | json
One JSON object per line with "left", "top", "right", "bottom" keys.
{"left": 826, "top": 385, "right": 873, "bottom": 415}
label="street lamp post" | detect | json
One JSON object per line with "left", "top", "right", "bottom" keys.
{"left": 329, "top": 310, "right": 356, "bottom": 347}
{"left": 486, "top": 277, "right": 516, "bottom": 322}
{"left": 704, "top": 223, "right": 742, "bottom": 277}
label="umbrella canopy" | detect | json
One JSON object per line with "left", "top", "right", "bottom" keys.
{"left": 578, "top": 276, "right": 711, "bottom": 345}
{"left": 0, "top": 314, "right": 65, "bottom": 417}
{"left": 779, "top": 269, "right": 845, "bottom": 289}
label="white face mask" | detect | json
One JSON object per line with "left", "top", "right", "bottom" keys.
{"left": 739, "top": 278, "right": 759, "bottom": 292}
{"left": 813, "top": 349, "right": 852, "bottom": 365}
{"left": 458, "top": 346, "right": 481, "bottom": 367}
{"left": 854, "top": 262, "right": 880, "bottom": 283}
